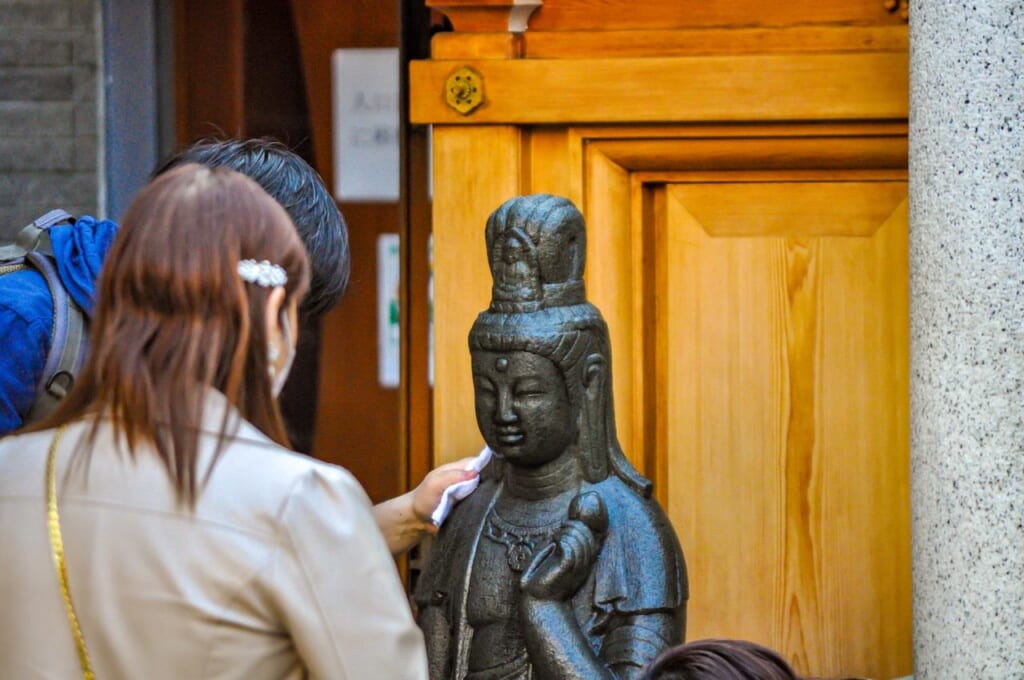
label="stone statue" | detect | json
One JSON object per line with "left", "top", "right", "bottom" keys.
{"left": 415, "top": 194, "right": 688, "bottom": 679}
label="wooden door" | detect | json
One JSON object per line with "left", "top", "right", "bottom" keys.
{"left": 647, "top": 134, "right": 910, "bottom": 675}
{"left": 411, "top": 3, "right": 911, "bottom": 677}
{"left": 662, "top": 179, "right": 910, "bottom": 673}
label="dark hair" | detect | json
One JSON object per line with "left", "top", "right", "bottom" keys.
{"left": 642, "top": 639, "right": 799, "bottom": 680}
{"left": 31, "top": 164, "right": 310, "bottom": 504}
{"left": 154, "top": 138, "right": 348, "bottom": 318}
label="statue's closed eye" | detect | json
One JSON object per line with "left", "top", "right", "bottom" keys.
{"left": 514, "top": 381, "right": 546, "bottom": 396}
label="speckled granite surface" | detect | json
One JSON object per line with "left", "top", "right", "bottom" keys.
{"left": 909, "top": 2, "right": 1024, "bottom": 677}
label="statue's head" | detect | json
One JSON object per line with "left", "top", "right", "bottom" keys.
{"left": 469, "top": 194, "right": 651, "bottom": 496}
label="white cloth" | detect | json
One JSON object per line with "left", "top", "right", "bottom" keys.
{"left": 430, "top": 446, "right": 492, "bottom": 526}
{"left": 0, "top": 392, "right": 427, "bottom": 680}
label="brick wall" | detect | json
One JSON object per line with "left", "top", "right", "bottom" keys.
{"left": 0, "top": 0, "right": 101, "bottom": 240}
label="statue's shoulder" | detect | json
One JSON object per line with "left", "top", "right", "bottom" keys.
{"left": 588, "top": 476, "right": 689, "bottom": 608}
{"left": 589, "top": 476, "right": 673, "bottom": 536}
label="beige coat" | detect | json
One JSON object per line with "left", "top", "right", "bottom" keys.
{"left": 0, "top": 393, "right": 428, "bottom": 679}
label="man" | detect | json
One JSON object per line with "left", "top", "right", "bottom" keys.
{"left": 0, "top": 138, "right": 472, "bottom": 552}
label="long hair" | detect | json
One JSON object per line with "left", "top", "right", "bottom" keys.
{"left": 30, "top": 164, "right": 310, "bottom": 505}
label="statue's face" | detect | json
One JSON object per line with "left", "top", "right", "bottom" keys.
{"left": 472, "top": 349, "right": 576, "bottom": 467}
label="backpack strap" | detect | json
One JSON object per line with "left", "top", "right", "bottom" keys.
{"left": 16, "top": 210, "right": 88, "bottom": 423}
{"left": 0, "top": 211, "right": 73, "bottom": 264}
{"left": 16, "top": 209, "right": 74, "bottom": 255}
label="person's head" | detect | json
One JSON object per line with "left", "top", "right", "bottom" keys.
{"left": 642, "top": 639, "right": 799, "bottom": 680}
{"left": 154, "top": 138, "right": 347, "bottom": 318}
{"left": 40, "top": 164, "right": 309, "bottom": 504}
{"left": 468, "top": 194, "right": 649, "bottom": 494}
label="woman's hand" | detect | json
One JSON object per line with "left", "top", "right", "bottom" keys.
{"left": 411, "top": 457, "right": 481, "bottom": 525}
{"left": 374, "top": 457, "right": 479, "bottom": 556}
{"left": 520, "top": 491, "right": 608, "bottom": 601}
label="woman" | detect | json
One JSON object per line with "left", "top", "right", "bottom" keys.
{"left": 0, "top": 165, "right": 428, "bottom": 679}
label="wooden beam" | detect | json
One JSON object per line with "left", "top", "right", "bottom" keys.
{"left": 431, "top": 25, "right": 909, "bottom": 60}
{"left": 410, "top": 52, "right": 908, "bottom": 124}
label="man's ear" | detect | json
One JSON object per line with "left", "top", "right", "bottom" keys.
{"left": 264, "top": 286, "right": 286, "bottom": 345}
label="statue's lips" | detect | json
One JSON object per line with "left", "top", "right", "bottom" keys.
{"left": 497, "top": 431, "right": 524, "bottom": 445}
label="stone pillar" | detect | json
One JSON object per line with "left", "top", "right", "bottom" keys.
{"left": 909, "top": 2, "right": 1023, "bottom": 677}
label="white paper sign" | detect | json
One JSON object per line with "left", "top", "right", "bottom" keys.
{"left": 377, "top": 233, "right": 401, "bottom": 388}
{"left": 332, "top": 48, "right": 400, "bottom": 202}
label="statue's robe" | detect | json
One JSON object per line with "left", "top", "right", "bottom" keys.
{"left": 415, "top": 465, "right": 687, "bottom": 679}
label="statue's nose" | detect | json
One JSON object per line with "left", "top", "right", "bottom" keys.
{"left": 496, "top": 388, "right": 518, "bottom": 424}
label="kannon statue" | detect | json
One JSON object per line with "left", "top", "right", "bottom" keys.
{"left": 415, "top": 194, "right": 688, "bottom": 679}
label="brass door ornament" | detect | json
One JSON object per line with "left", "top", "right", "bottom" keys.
{"left": 445, "top": 66, "right": 484, "bottom": 115}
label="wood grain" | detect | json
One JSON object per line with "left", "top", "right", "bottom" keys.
{"left": 526, "top": 128, "right": 573, "bottom": 198}
{"left": 663, "top": 185, "right": 911, "bottom": 678}
{"left": 590, "top": 135, "right": 909, "bottom": 173}
{"left": 675, "top": 181, "right": 909, "bottom": 237}
{"left": 555, "top": 131, "right": 911, "bottom": 676}
{"left": 431, "top": 26, "right": 908, "bottom": 60}
{"left": 582, "top": 145, "right": 639, "bottom": 470}
{"left": 410, "top": 52, "right": 908, "bottom": 125}
{"left": 431, "top": 125, "right": 524, "bottom": 463}
{"left": 527, "top": 0, "right": 905, "bottom": 31}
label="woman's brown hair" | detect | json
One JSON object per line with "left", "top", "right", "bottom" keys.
{"left": 641, "top": 639, "right": 800, "bottom": 680}
{"left": 32, "top": 163, "right": 309, "bottom": 504}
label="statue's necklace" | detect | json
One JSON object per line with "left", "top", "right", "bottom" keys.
{"left": 484, "top": 508, "right": 561, "bottom": 573}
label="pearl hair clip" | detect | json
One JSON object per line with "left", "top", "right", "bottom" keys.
{"left": 238, "top": 259, "right": 287, "bottom": 287}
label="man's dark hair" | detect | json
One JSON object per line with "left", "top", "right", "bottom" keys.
{"left": 154, "top": 138, "right": 349, "bottom": 317}
{"left": 642, "top": 639, "right": 799, "bottom": 680}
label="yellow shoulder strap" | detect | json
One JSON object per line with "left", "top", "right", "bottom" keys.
{"left": 47, "top": 424, "right": 96, "bottom": 680}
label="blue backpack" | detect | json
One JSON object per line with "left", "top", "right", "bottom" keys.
{"left": 0, "top": 210, "right": 89, "bottom": 423}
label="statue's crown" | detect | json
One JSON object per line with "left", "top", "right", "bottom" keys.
{"left": 485, "top": 194, "right": 587, "bottom": 314}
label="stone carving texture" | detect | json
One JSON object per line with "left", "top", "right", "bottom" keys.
{"left": 416, "top": 194, "right": 687, "bottom": 679}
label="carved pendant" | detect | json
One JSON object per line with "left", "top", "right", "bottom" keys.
{"left": 484, "top": 510, "right": 558, "bottom": 573}
{"left": 507, "top": 541, "right": 534, "bottom": 572}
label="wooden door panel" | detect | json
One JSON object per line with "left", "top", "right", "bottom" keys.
{"left": 432, "top": 125, "right": 525, "bottom": 459}
{"left": 663, "top": 184, "right": 911, "bottom": 677}
{"left": 583, "top": 146, "right": 639, "bottom": 466}
{"left": 674, "top": 181, "right": 908, "bottom": 237}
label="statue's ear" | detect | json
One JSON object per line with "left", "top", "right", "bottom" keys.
{"left": 583, "top": 353, "right": 607, "bottom": 394}
{"left": 578, "top": 353, "right": 610, "bottom": 481}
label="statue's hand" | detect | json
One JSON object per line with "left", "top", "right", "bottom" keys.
{"left": 520, "top": 491, "right": 608, "bottom": 601}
